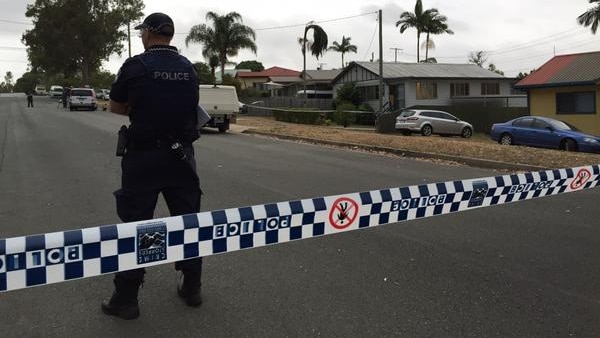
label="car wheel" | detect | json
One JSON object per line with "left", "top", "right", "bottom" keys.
{"left": 562, "top": 138, "right": 578, "bottom": 152}
{"left": 421, "top": 125, "right": 433, "bottom": 136}
{"left": 461, "top": 127, "right": 473, "bottom": 138}
{"left": 499, "top": 133, "right": 513, "bottom": 145}
{"left": 218, "top": 125, "right": 227, "bottom": 133}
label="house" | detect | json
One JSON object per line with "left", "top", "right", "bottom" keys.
{"left": 214, "top": 68, "right": 250, "bottom": 83}
{"left": 514, "top": 51, "right": 600, "bottom": 135}
{"left": 271, "top": 69, "right": 343, "bottom": 97}
{"left": 332, "top": 61, "right": 520, "bottom": 111}
{"left": 236, "top": 66, "right": 300, "bottom": 90}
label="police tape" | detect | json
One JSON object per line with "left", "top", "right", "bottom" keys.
{"left": 1, "top": 165, "right": 598, "bottom": 292}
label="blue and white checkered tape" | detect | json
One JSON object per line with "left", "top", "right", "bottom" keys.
{"left": 1, "top": 165, "right": 598, "bottom": 292}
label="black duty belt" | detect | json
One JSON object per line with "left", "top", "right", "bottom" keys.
{"left": 128, "top": 138, "right": 191, "bottom": 151}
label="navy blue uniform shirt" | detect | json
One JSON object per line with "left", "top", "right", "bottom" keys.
{"left": 111, "top": 45, "right": 199, "bottom": 142}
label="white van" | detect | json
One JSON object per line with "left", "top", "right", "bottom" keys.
{"left": 34, "top": 85, "right": 47, "bottom": 96}
{"left": 49, "top": 85, "right": 63, "bottom": 98}
{"left": 199, "top": 85, "right": 239, "bottom": 133}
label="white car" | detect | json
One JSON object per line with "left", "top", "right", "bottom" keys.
{"left": 68, "top": 88, "right": 97, "bottom": 111}
{"left": 395, "top": 109, "right": 473, "bottom": 138}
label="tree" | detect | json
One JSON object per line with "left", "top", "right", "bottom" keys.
{"left": 114, "top": 0, "right": 145, "bottom": 58}
{"left": 236, "top": 60, "right": 264, "bottom": 72}
{"left": 335, "top": 82, "right": 361, "bottom": 107}
{"left": 578, "top": 0, "right": 600, "bottom": 34}
{"left": 193, "top": 62, "right": 215, "bottom": 84}
{"left": 186, "top": 12, "right": 257, "bottom": 79}
{"left": 516, "top": 69, "right": 536, "bottom": 80}
{"left": 22, "top": 0, "right": 137, "bottom": 84}
{"left": 208, "top": 54, "right": 220, "bottom": 85}
{"left": 487, "top": 63, "right": 504, "bottom": 76}
{"left": 468, "top": 51, "right": 488, "bottom": 66}
{"left": 396, "top": 0, "right": 437, "bottom": 62}
{"left": 328, "top": 36, "right": 357, "bottom": 68}
{"left": 422, "top": 10, "right": 453, "bottom": 61}
{"left": 4, "top": 72, "right": 14, "bottom": 92}
{"left": 469, "top": 51, "right": 504, "bottom": 75}
{"left": 13, "top": 71, "right": 42, "bottom": 93}
{"left": 301, "top": 23, "right": 328, "bottom": 99}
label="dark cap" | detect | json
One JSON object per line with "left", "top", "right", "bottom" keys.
{"left": 134, "top": 12, "right": 174, "bottom": 36}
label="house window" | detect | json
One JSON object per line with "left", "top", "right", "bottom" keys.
{"left": 450, "top": 83, "right": 469, "bottom": 97}
{"left": 556, "top": 92, "right": 596, "bottom": 114}
{"left": 481, "top": 83, "right": 500, "bottom": 95}
{"left": 358, "top": 85, "right": 379, "bottom": 100}
{"left": 416, "top": 82, "right": 437, "bottom": 99}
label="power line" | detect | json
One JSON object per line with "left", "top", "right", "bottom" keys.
{"left": 0, "top": 19, "right": 33, "bottom": 26}
{"left": 361, "top": 20, "right": 378, "bottom": 61}
{"left": 0, "top": 46, "right": 26, "bottom": 50}
{"left": 174, "top": 11, "right": 378, "bottom": 34}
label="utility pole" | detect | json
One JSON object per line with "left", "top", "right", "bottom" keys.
{"left": 390, "top": 47, "right": 403, "bottom": 63}
{"left": 378, "top": 9, "right": 384, "bottom": 116}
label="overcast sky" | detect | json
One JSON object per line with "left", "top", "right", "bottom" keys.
{"left": 1, "top": 0, "right": 599, "bottom": 81}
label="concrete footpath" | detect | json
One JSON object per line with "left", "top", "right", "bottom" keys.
{"left": 229, "top": 123, "right": 547, "bottom": 172}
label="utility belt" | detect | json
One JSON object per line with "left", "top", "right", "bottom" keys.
{"left": 116, "top": 125, "right": 190, "bottom": 160}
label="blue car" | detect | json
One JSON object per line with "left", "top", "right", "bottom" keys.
{"left": 490, "top": 116, "right": 600, "bottom": 153}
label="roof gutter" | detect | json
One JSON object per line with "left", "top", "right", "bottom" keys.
{"left": 515, "top": 80, "right": 597, "bottom": 90}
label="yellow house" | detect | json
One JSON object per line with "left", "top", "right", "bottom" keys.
{"left": 515, "top": 51, "right": 600, "bottom": 135}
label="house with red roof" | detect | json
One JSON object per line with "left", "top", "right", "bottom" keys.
{"left": 515, "top": 51, "right": 600, "bottom": 134}
{"left": 236, "top": 66, "right": 301, "bottom": 91}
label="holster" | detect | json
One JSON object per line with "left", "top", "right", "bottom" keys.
{"left": 116, "top": 125, "right": 128, "bottom": 157}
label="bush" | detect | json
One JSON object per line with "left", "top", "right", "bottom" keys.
{"left": 335, "top": 82, "right": 361, "bottom": 107}
{"left": 334, "top": 102, "right": 357, "bottom": 127}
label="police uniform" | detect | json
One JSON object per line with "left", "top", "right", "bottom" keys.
{"left": 102, "top": 12, "right": 203, "bottom": 320}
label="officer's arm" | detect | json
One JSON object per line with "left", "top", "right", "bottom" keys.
{"left": 110, "top": 100, "right": 129, "bottom": 115}
{"left": 110, "top": 58, "right": 140, "bottom": 116}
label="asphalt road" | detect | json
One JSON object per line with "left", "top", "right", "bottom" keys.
{"left": 1, "top": 96, "right": 600, "bottom": 337}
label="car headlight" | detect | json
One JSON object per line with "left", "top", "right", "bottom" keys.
{"left": 583, "top": 137, "right": 599, "bottom": 144}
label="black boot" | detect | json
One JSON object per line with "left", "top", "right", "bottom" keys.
{"left": 101, "top": 276, "right": 141, "bottom": 319}
{"left": 177, "top": 270, "right": 202, "bottom": 307}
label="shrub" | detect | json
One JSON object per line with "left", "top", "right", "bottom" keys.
{"left": 334, "top": 102, "right": 357, "bottom": 127}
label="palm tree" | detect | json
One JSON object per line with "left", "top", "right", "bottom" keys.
{"left": 422, "top": 11, "right": 453, "bottom": 61}
{"left": 185, "top": 12, "right": 257, "bottom": 80}
{"left": 301, "top": 23, "right": 328, "bottom": 99}
{"left": 208, "top": 54, "right": 219, "bottom": 85}
{"left": 328, "top": 36, "right": 357, "bottom": 68}
{"left": 396, "top": 0, "right": 425, "bottom": 62}
{"left": 298, "top": 37, "right": 313, "bottom": 54}
{"left": 578, "top": 0, "right": 600, "bottom": 34}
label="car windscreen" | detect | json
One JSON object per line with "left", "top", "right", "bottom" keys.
{"left": 547, "top": 119, "right": 580, "bottom": 131}
{"left": 399, "top": 110, "right": 416, "bottom": 117}
{"left": 71, "top": 90, "right": 93, "bottom": 96}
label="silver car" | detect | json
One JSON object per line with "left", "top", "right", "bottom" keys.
{"left": 395, "top": 109, "right": 473, "bottom": 138}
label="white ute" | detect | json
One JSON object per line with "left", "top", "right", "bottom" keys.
{"left": 198, "top": 85, "right": 239, "bottom": 133}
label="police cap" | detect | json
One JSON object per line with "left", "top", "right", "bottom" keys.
{"left": 134, "top": 12, "right": 174, "bottom": 37}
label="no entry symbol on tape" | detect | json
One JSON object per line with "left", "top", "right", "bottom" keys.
{"left": 329, "top": 197, "right": 359, "bottom": 229}
{"left": 570, "top": 168, "right": 592, "bottom": 190}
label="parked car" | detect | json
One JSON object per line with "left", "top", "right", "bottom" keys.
{"left": 490, "top": 116, "right": 600, "bottom": 153}
{"left": 68, "top": 88, "right": 97, "bottom": 111}
{"left": 49, "top": 85, "right": 63, "bottom": 98}
{"left": 96, "top": 89, "right": 110, "bottom": 100}
{"left": 395, "top": 109, "right": 473, "bottom": 138}
{"left": 34, "top": 85, "right": 47, "bottom": 96}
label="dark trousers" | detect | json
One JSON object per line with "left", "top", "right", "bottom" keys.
{"left": 27, "top": 98, "right": 33, "bottom": 107}
{"left": 114, "top": 148, "right": 202, "bottom": 285}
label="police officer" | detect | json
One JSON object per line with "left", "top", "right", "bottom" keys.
{"left": 27, "top": 91, "right": 34, "bottom": 107}
{"left": 101, "top": 12, "right": 203, "bottom": 320}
